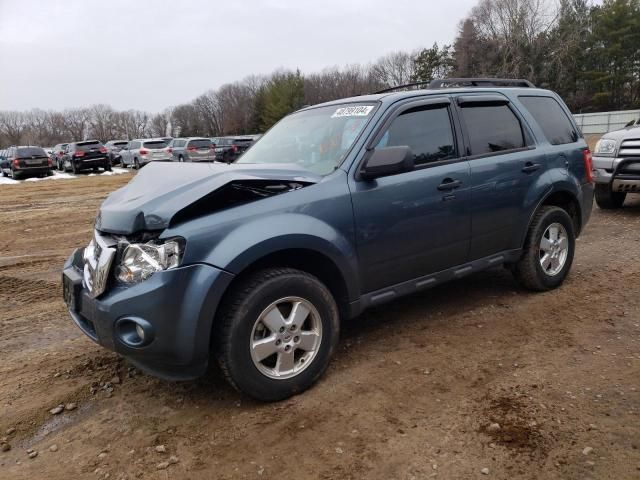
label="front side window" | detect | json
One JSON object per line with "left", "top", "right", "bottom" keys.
{"left": 237, "top": 103, "right": 376, "bottom": 175}
{"left": 375, "top": 105, "right": 456, "bottom": 166}
{"left": 460, "top": 104, "right": 525, "bottom": 155}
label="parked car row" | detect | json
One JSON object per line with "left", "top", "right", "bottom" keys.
{"left": 0, "top": 134, "right": 262, "bottom": 179}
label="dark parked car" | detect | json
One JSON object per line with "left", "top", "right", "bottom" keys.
{"left": 61, "top": 140, "right": 111, "bottom": 174}
{"left": 63, "top": 78, "right": 594, "bottom": 401}
{"left": 104, "top": 140, "right": 129, "bottom": 166}
{"left": 213, "top": 136, "right": 255, "bottom": 162}
{"left": 1, "top": 146, "right": 53, "bottom": 179}
{"left": 50, "top": 143, "right": 69, "bottom": 170}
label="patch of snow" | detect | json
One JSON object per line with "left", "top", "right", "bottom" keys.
{"left": 0, "top": 167, "right": 129, "bottom": 186}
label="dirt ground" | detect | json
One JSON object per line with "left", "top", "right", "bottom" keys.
{"left": 0, "top": 172, "right": 638, "bottom": 480}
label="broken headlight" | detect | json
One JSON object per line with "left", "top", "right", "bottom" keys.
{"left": 115, "top": 238, "right": 183, "bottom": 284}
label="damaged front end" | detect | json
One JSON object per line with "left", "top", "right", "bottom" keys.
{"left": 170, "top": 179, "right": 311, "bottom": 227}
{"left": 95, "top": 162, "right": 320, "bottom": 235}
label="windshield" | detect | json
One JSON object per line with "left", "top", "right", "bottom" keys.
{"left": 237, "top": 103, "right": 376, "bottom": 175}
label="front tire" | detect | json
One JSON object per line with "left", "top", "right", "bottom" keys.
{"left": 594, "top": 184, "right": 626, "bottom": 209}
{"left": 513, "top": 206, "right": 575, "bottom": 291}
{"left": 215, "top": 268, "right": 340, "bottom": 402}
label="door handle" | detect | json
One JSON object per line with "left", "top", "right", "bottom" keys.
{"left": 437, "top": 178, "right": 462, "bottom": 191}
{"left": 522, "top": 162, "right": 541, "bottom": 173}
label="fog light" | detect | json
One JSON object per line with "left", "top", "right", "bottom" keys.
{"left": 135, "top": 324, "right": 145, "bottom": 341}
{"left": 115, "top": 317, "right": 154, "bottom": 347}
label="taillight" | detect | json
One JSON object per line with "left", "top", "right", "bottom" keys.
{"left": 139, "top": 149, "right": 148, "bottom": 155}
{"left": 582, "top": 149, "right": 594, "bottom": 183}
{"left": 12, "top": 158, "right": 20, "bottom": 167}
{"left": 99, "top": 147, "right": 107, "bottom": 154}
{"left": 74, "top": 150, "right": 85, "bottom": 157}
{"left": 187, "top": 146, "right": 197, "bottom": 152}
{"left": 48, "top": 158, "right": 53, "bottom": 166}
{"left": 231, "top": 145, "right": 238, "bottom": 153}
{"left": 167, "top": 148, "right": 173, "bottom": 154}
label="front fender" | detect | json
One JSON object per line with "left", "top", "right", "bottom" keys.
{"left": 199, "top": 213, "right": 360, "bottom": 301}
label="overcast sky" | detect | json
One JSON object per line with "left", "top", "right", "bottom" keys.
{"left": 0, "top": 0, "right": 478, "bottom": 113}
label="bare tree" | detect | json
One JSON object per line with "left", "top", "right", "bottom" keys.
{"left": 371, "top": 51, "right": 418, "bottom": 87}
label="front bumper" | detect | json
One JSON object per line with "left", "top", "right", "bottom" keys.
{"left": 593, "top": 155, "right": 640, "bottom": 192}
{"left": 62, "top": 248, "right": 234, "bottom": 380}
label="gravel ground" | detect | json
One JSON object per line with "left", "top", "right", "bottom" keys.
{"left": 0, "top": 173, "right": 638, "bottom": 480}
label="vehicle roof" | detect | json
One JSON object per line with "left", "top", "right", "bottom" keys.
{"left": 302, "top": 87, "right": 557, "bottom": 111}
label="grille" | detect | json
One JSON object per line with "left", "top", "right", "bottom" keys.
{"left": 618, "top": 139, "right": 640, "bottom": 158}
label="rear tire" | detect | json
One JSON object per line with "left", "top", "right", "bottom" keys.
{"left": 594, "top": 184, "right": 626, "bottom": 209}
{"left": 71, "top": 161, "right": 79, "bottom": 174}
{"left": 178, "top": 155, "right": 184, "bottom": 163}
{"left": 215, "top": 268, "right": 340, "bottom": 402}
{"left": 134, "top": 158, "right": 140, "bottom": 170}
{"left": 513, "top": 206, "right": 575, "bottom": 292}
{"left": 104, "top": 163, "right": 112, "bottom": 172}
{"left": 11, "top": 169, "right": 21, "bottom": 180}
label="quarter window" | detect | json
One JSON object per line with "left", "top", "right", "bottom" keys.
{"left": 460, "top": 104, "right": 525, "bottom": 155}
{"left": 519, "top": 96, "right": 578, "bottom": 145}
{"left": 376, "top": 105, "right": 456, "bottom": 166}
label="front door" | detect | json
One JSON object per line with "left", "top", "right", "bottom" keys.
{"left": 349, "top": 99, "right": 472, "bottom": 293}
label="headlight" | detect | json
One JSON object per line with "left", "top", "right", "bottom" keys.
{"left": 116, "top": 239, "right": 183, "bottom": 284}
{"left": 594, "top": 139, "right": 617, "bottom": 155}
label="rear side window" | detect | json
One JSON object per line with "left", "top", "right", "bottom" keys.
{"left": 460, "top": 104, "right": 524, "bottom": 155}
{"left": 519, "top": 96, "right": 578, "bottom": 145}
{"left": 114, "top": 141, "right": 128, "bottom": 147}
{"left": 376, "top": 105, "right": 456, "bottom": 166}
{"left": 188, "top": 139, "right": 211, "bottom": 148}
{"left": 143, "top": 141, "right": 167, "bottom": 149}
{"left": 17, "top": 147, "right": 47, "bottom": 157}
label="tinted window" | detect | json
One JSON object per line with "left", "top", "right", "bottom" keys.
{"left": 114, "top": 141, "right": 128, "bottom": 147}
{"left": 460, "top": 104, "right": 524, "bottom": 155}
{"left": 188, "top": 139, "right": 212, "bottom": 148}
{"left": 143, "top": 141, "right": 167, "bottom": 149}
{"left": 519, "top": 96, "right": 578, "bottom": 145}
{"left": 17, "top": 147, "right": 47, "bottom": 158}
{"left": 76, "top": 141, "right": 103, "bottom": 151}
{"left": 376, "top": 105, "right": 456, "bottom": 166}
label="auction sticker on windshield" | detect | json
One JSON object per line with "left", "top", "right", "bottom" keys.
{"left": 331, "top": 105, "right": 374, "bottom": 118}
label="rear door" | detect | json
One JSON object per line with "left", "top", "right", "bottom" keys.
{"left": 349, "top": 97, "right": 472, "bottom": 293}
{"left": 187, "top": 139, "right": 213, "bottom": 161}
{"left": 17, "top": 147, "right": 49, "bottom": 168}
{"left": 453, "top": 94, "right": 550, "bottom": 260}
{"left": 143, "top": 140, "right": 170, "bottom": 161}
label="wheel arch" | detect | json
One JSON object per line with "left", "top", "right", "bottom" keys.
{"left": 217, "top": 247, "right": 354, "bottom": 322}
{"left": 522, "top": 188, "right": 583, "bottom": 248}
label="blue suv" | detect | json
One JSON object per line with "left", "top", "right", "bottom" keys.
{"left": 62, "top": 78, "right": 594, "bottom": 401}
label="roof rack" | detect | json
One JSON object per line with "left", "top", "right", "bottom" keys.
{"left": 428, "top": 78, "right": 535, "bottom": 89}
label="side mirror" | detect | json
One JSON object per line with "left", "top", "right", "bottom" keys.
{"left": 360, "top": 146, "right": 414, "bottom": 180}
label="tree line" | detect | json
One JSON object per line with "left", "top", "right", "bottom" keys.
{"left": 1, "top": 0, "right": 638, "bottom": 148}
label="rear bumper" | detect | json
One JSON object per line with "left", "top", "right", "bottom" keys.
{"left": 75, "top": 157, "right": 109, "bottom": 170}
{"left": 579, "top": 182, "right": 594, "bottom": 233}
{"left": 14, "top": 166, "right": 51, "bottom": 175}
{"left": 62, "top": 248, "right": 234, "bottom": 380}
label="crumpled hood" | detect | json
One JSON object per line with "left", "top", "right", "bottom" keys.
{"left": 96, "top": 162, "right": 321, "bottom": 234}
